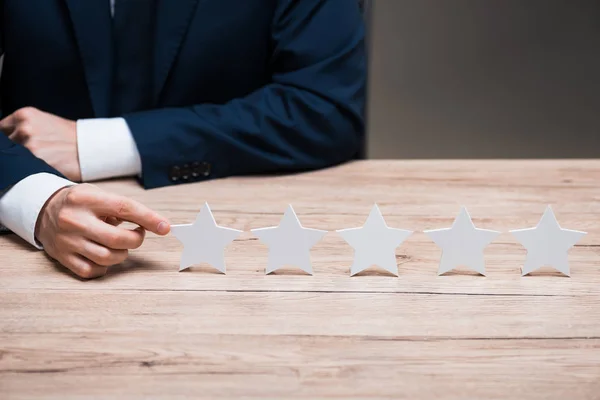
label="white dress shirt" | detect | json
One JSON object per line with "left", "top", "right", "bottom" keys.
{"left": 0, "top": 0, "right": 142, "bottom": 248}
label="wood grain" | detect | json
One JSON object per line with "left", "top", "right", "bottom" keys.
{"left": 1, "top": 160, "right": 599, "bottom": 399}
{"left": 2, "top": 334, "right": 600, "bottom": 400}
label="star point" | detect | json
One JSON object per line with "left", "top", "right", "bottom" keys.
{"left": 424, "top": 207, "right": 500, "bottom": 276}
{"left": 337, "top": 204, "right": 413, "bottom": 277}
{"left": 251, "top": 205, "right": 327, "bottom": 275}
{"left": 171, "top": 203, "right": 242, "bottom": 273}
{"left": 510, "top": 207, "right": 586, "bottom": 276}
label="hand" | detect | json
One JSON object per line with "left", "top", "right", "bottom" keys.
{"left": 36, "top": 184, "right": 171, "bottom": 279}
{"left": 0, "top": 107, "right": 82, "bottom": 181}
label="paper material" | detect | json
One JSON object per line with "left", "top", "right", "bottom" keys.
{"left": 171, "top": 203, "right": 242, "bottom": 273}
{"left": 510, "top": 205, "right": 586, "bottom": 276}
{"left": 424, "top": 207, "right": 500, "bottom": 276}
{"left": 337, "top": 204, "right": 413, "bottom": 276}
{"left": 251, "top": 205, "right": 327, "bottom": 275}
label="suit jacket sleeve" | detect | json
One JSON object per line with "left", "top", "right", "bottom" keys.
{"left": 1, "top": 0, "right": 4, "bottom": 118}
{"left": 1, "top": 0, "right": 3, "bottom": 56}
{"left": 0, "top": 2, "right": 65, "bottom": 191}
{"left": 0, "top": 13, "right": 65, "bottom": 192}
{"left": 0, "top": 135, "right": 65, "bottom": 191}
{"left": 124, "top": 0, "right": 366, "bottom": 189}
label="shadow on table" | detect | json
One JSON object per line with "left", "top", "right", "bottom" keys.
{"left": 439, "top": 266, "right": 570, "bottom": 278}
{"left": 523, "top": 267, "right": 571, "bottom": 278}
{"left": 2, "top": 233, "right": 36, "bottom": 251}
{"left": 47, "top": 254, "right": 166, "bottom": 282}
{"left": 353, "top": 268, "right": 399, "bottom": 277}
{"left": 439, "top": 270, "right": 484, "bottom": 277}
{"left": 268, "top": 267, "right": 313, "bottom": 276}
{"left": 178, "top": 264, "right": 225, "bottom": 275}
{"left": 108, "top": 255, "right": 166, "bottom": 276}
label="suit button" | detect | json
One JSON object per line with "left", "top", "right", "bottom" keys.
{"left": 181, "top": 164, "right": 191, "bottom": 180}
{"left": 198, "top": 162, "right": 211, "bottom": 177}
{"left": 169, "top": 165, "right": 181, "bottom": 182}
{"left": 192, "top": 162, "right": 211, "bottom": 178}
{"left": 191, "top": 162, "right": 200, "bottom": 178}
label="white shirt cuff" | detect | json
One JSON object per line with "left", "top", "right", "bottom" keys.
{"left": 77, "top": 117, "right": 142, "bottom": 182}
{"left": 0, "top": 173, "right": 75, "bottom": 249}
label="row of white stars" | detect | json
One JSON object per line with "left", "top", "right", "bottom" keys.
{"left": 172, "top": 204, "right": 586, "bottom": 277}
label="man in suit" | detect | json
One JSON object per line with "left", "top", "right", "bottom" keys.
{"left": 0, "top": 0, "right": 366, "bottom": 278}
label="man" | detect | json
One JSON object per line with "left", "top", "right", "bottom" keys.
{"left": 0, "top": 1, "right": 366, "bottom": 278}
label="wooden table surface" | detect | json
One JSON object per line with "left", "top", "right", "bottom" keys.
{"left": 1, "top": 160, "right": 600, "bottom": 399}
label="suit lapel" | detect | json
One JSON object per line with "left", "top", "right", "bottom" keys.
{"left": 64, "top": 0, "right": 113, "bottom": 118}
{"left": 153, "top": 0, "right": 200, "bottom": 102}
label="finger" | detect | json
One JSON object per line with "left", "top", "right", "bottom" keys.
{"left": 8, "top": 129, "right": 28, "bottom": 145}
{"left": 82, "top": 220, "right": 146, "bottom": 250}
{"left": 91, "top": 194, "right": 170, "bottom": 235}
{"left": 61, "top": 253, "right": 108, "bottom": 279}
{"left": 76, "top": 239, "right": 129, "bottom": 267}
{"left": 0, "top": 114, "right": 16, "bottom": 136}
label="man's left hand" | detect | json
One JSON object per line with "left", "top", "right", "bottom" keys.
{"left": 0, "top": 107, "right": 81, "bottom": 182}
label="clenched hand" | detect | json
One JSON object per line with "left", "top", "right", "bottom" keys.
{"left": 36, "top": 184, "right": 171, "bottom": 279}
{"left": 0, "top": 107, "right": 82, "bottom": 181}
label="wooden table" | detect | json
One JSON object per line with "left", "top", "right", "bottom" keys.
{"left": 1, "top": 160, "right": 599, "bottom": 399}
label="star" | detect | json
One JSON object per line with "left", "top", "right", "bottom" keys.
{"left": 251, "top": 205, "right": 327, "bottom": 275}
{"left": 424, "top": 207, "right": 500, "bottom": 275}
{"left": 510, "top": 206, "right": 586, "bottom": 277}
{"left": 171, "top": 203, "right": 242, "bottom": 273}
{"left": 337, "top": 204, "right": 413, "bottom": 276}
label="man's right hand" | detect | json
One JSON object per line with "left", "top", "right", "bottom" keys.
{"left": 35, "top": 184, "right": 171, "bottom": 279}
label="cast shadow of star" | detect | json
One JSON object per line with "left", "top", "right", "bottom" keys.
{"left": 179, "top": 263, "right": 225, "bottom": 275}
{"left": 268, "top": 266, "right": 313, "bottom": 276}
{"left": 522, "top": 266, "right": 570, "bottom": 278}
{"left": 352, "top": 267, "right": 398, "bottom": 277}
{"left": 350, "top": 254, "right": 411, "bottom": 277}
{"left": 439, "top": 267, "right": 484, "bottom": 277}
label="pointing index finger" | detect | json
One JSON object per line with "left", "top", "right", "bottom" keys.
{"left": 92, "top": 193, "right": 170, "bottom": 235}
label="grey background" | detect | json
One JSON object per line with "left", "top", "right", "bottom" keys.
{"left": 366, "top": 0, "right": 600, "bottom": 158}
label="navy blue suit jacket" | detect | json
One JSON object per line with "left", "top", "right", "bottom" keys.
{"left": 0, "top": 0, "right": 366, "bottom": 190}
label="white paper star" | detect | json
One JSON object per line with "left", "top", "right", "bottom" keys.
{"left": 424, "top": 207, "right": 500, "bottom": 275}
{"left": 337, "top": 204, "right": 413, "bottom": 276}
{"left": 510, "top": 206, "right": 586, "bottom": 277}
{"left": 251, "top": 205, "right": 327, "bottom": 275}
{"left": 171, "top": 203, "right": 242, "bottom": 273}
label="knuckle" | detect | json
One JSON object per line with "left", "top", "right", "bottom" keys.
{"left": 96, "top": 247, "right": 114, "bottom": 265}
{"left": 76, "top": 263, "right": 108, "bottom": 280}
{"left": 56, "top": 209, "right": 76, "bottom": 230}
{"left": 15, "top": 107, "right": 35, "bottom": 121}
{"left": 64, "top": 189, "right": 79, "bottom": 205}
{"left": 114, "top": 198, "right": 130, "bottom": 218}
{"left": 65, "top": 186, "right": 91, "bottom": 205}
{"left": 19, "top": 123, "right": 33, "bottom": 137}
{"left": 77, "top": 263, "right": 95, "bottom": 279}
